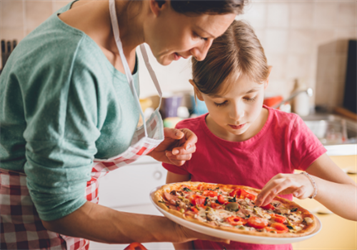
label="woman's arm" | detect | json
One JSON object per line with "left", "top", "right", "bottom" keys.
{"left": 41, "top": 199, "right": 228, "bottom": 244}
{"left": 256, "top": 153, "right": 357, "bottom": 221}
{"left": 166, "top": 171, "right": 195, "bottom": 250}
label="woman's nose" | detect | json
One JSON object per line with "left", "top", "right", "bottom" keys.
{"left": 190, "top": 40, "right": 213, "bottom": 61}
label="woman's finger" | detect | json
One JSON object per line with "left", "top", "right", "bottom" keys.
{"left": 163, "top": 127, "right": 184, "bottom": 140}
{"left": 181, "top": 128, "right": 198, "bottom": 146}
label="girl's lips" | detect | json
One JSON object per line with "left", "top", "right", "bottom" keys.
{"left": 229, "top": 123, "right": 246, "bottom": 130}
{"left": 174, "top": 53, "right": 181, "bottom": 61}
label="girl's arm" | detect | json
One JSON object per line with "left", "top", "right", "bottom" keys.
{"left": 166, "top": 171, "right": 194, "bottom": 250}
{"left": 256, "top": 153, "right": 357, "bottom": 221}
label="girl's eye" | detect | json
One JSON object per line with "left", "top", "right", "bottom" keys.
{"left": 244, "top": 96, "right": 257, "bottom": 102}
{"left": 214, "top": 101, "right": 228, "bottom": 107}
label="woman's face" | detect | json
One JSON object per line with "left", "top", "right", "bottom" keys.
{"left": 145, "top": 4, "right": 236, "bottom": 65}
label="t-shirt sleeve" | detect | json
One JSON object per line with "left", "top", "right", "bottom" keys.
{"left": 162, "top": 120, "right": 192, "bottom": 175}
{"left": 289, "top": 115, "right": 327, "bottom": 171}
{"left": 23, "top": 40, "right": 101, "bottom": 221}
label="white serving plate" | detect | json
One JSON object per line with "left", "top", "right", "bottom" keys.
{"left": 150, "top": 186, "right": 322, "bottom": 245}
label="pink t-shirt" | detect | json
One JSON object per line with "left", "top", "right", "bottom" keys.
{"left": 163, "top": 105, "right": 326, "bottom": 250}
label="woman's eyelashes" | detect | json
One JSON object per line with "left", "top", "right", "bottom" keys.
{"left": 193, "top": 31, "right": 208, "bottom": 41}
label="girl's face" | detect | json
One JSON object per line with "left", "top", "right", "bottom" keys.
{"left": 145, "top": 3, "right": 236, "bottom": 65}
{"left": 193, "top": 73, "right": 269, "bottom": 142}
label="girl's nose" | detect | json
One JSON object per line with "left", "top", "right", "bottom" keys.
{"left": 190, "top": 40, "right": 213, "bottom": 61}
{"left": 230, "top": 103, "right": 245, "bottom": 121}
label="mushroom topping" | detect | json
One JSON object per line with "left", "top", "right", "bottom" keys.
{"left": 304, "top": 217, "right": 313, "bottom": 224}
{"left": 288, "top": 214, "right": 302, "bottom": 223}
{"left": 225, "top": 202, "right": 239, "bottom": 212}
{"left": 206, "top": 211, "right": 220, "bottom": 222}
{"left": 274, "top": 207, "right": 291, "bottom": 215}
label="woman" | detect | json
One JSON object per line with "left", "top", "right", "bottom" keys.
{"left": 0, "top": 0, "right": 246, "bottom": 249}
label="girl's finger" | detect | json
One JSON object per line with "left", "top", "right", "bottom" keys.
{"left": 257, "top": 179, "right": 298, "bottom": 206}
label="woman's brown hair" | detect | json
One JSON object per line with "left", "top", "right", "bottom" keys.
{"left": 156, "top": 0, "right": 247, "bottom": 16}
{"left": 192, "top": 20, "right": 269, "bottom": 95}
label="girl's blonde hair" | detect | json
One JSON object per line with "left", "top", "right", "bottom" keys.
{"left": 192, "top": 20, "right": 269, "bottom": 95}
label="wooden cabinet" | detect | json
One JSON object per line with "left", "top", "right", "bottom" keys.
{"left": 292, "top": 155, "right": 357, "bottom": 250}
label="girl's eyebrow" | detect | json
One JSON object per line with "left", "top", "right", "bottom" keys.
{"left": 246, "top": 87, "right": 260, "bottom": 94}
{"left": 211, "top": 88, "right": 260, "bottom": 98}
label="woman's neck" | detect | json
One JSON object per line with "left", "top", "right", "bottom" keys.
{"left": 60, "top": 0, "right": 148, "bottom": 72}
{"left": 61, "top": 0, "right": 146, "bottom": 54}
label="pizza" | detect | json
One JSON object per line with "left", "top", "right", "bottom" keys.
{"left": 152, "top": 182, "right": 317, "bottom": 238}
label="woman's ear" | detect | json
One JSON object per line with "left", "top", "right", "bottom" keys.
{"left": 264, "top": 66, "right": 273, "bottom": 90}
{"left": 189, "top": 79, "right": 204, "bottom": 101}
{"left": 149, "top": 0, "right": 167, "bottom": 17}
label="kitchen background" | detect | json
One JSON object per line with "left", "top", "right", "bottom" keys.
{"left": 1, "top": 1, "right": 356, "bottom": 250}
{"left": 0, "top": 0, "right": 356, "bottom": 108}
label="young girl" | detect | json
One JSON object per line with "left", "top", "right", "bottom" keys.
{"left": 163, "top": 20, "right": 357, "bottom": 250}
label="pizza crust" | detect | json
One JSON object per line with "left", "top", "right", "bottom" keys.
{"left": 153, "top": 182, "right": 317, "bottom": 238}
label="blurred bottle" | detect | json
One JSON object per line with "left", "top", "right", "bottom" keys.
{"left": 291, "top": 79, "right": 310, "bottom": 116}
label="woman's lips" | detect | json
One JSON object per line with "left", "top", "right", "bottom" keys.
{"left": 174, "top": 53, "right": 181, "bottom": 61}
{"left": 229, "top": 123, "right": 246, "bottom": 130}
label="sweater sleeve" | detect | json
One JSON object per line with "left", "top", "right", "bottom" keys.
{"left": 23, "top": 37, "right": 101, "bottom": 221}
{"left": 289, "top": 115, "right": 327, "bottom": 171}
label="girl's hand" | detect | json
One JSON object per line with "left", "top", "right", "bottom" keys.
{"left": 148, "top": 128, "right": 197, "bottom": 166}
{"left": 255, "top": 173, "right": 315, "bottom": 207}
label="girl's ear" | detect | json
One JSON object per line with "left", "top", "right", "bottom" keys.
{"left": 264, "top": 66, "right": 273, "bottom": 90}
{"left": 189, "top": 79, "right": 204, "bottom": 101}
{"left": 149, "top": 0, "right": 167, "bottom": 17}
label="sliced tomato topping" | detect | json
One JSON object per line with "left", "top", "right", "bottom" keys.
{"left": 246, "top": 216, "right": 268, "bottom": 229}
{"left": 198, "top": 204, "right": 207, "bottom": 209}
{"left": 265, "top": 226, "right": 275, "bottom": 232}
{"left": 270, "top": 214, "right": 287, "bottom": 223}
{"left": 230, "top": 188, "right": 256, "bottom": 201}
{"left": 261, "top": 204, "right": 275, "bottom": 211}
{"left": 245, "top": 193, "right": 256, "bottom": 201}
{"left": 217, "top": 195, "right": 227, "bottom": 204}
{"left": 270, "top": 222, "right": 289, "bottom": 233}
{"left": 190, "top": 207, "right": 199, "bottom": 213}
{"left": 190, "top": 195, "right": 206, "bottom": 206}
{"left": 225, "top": 216, "right": 247, "bottom": 226}
{"left": 203, "top": 190, "right": 218, "bottom": 197}
{"left": 229, "top": 188, "right": 241, "bottom": 197}
{"left": 210, "top": 203, "right": 223, "bottom": 209}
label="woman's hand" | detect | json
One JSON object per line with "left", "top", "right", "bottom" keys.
{"left": 255, "top": 173, "right": 314, "bottom": 207}
{"left": 148, "top": 128, "right": 197, "bottom": 166}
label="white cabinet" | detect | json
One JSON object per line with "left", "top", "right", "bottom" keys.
{"left": 97, "top": 156, "right": 167, "bottom": 207}
{"left": 89, "top": 157, "right": 174, "bottom": 250}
